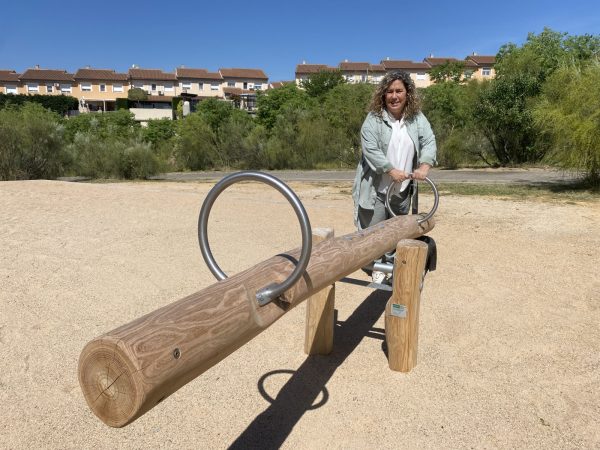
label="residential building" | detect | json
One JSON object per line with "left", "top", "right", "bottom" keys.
{"left": 381, "top": 59, "right": 432, "bottom": 87}
{"left": 294, "top": 64, "right": 337, "bottom": 86}
{"left": 423, "top": 56, "right": 479, "bottom": 81}
{"left": 175, "top": 67, "right": 224, "bottom": 98}
{"left": 220, "top": 68, "right": 268, "bottom": 112}
{"left": 465, "top": 54, "right": 497, "bottom": 80}
{"left": 73, "top": 68, "right": 129, "bottom": 112}
{"left": 19, "top": 67, "right": 75, "bottom": 95}
{"left": 128, "top": 67, "right": 177, "bottom": 97}
{"left": 0, "top": 70, "right": 19, "bottom": 94}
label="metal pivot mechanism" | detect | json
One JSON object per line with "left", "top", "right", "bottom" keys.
{"left": 385, "top": 176, "right": 439, "bottom": 224}
{"left": 198, "top": 171, "right": 312, "bottom": 306}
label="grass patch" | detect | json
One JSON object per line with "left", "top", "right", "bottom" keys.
{"left": 423, "top": 181, "right": 599, "bottom": 203}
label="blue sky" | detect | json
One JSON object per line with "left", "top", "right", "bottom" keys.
{"left": 1, "top": 0, "right": 598, "bottom": 82}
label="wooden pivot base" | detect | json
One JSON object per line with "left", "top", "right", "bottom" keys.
{"left": 304, "top": 228, "right": 335, "bottom": 355}
{"left": 385, "top": 239, "right": 428, "bottom": 372}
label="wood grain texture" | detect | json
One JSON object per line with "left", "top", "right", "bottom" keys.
{"left": 385, "top": 239, "right": 428, "bottom": 372}
{"left": 78, "top": 215, "right": 434, "bottom": 427}
{"left": 304, "top": 228, "right": 335, "bottom": 355}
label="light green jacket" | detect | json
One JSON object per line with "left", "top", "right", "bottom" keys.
{"left": 352, "top": 110, "right": 437, "bottom": 224}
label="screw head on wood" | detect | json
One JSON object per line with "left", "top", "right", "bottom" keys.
{"left": 173, "top": 348, "right": 181, "bottom": 359}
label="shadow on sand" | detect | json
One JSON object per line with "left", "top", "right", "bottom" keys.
{"left": 228, "top": 288, "right": 391, "bottom": 449}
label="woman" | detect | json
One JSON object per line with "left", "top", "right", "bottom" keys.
{"left": 352, "top": 71, "right": 437, "bottom": 283}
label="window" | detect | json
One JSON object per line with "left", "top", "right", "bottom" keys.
{"left": 211, "top": 83, "right": 219, "bottom": 91}
{"left": 46, "top": 84, "right": 54, "bottom": 93}
{"left": 132, "top": 82, "right": 143, "bottom": 89}
{"left": 60, "top": 84, "right": 72, "bottom": 93}
{"left": 198, "top": 82, "right": 203, "bottom": 90}
{"left": 181, "top": 81, "right": 191, "bottom": 91}
{"left": 482, "top": 67, "right": 491, "bottom": 76}
{"left": 113, "top": 84, "right": 123, "bottom": 93}
{"left": 227, "top": 81, "right": 235, "bottom": 87}
{"left": 151, "top": 83, "right": 157, "bottom": 91}
{"left": 27, "top": 83, "right": 39, "bottom": 93}
{"left": 243, "top": 82, "right": 248, "bottom": 89}
{"left": 416, "top": 72, "right": 426, "bottom": 80}
{"left": 164, "top": 83, "right": 174, "bottom": 92}
{"left": 81, "top": 82, "right": 92, "bottom": 92}
{"left": 254, "top": 83, "right": 262, "bottom": 90}
{"left": 6, "top": 85, "right": 17, "bottom": 94}
{"left": 100, "top": 84, "right": 106, "bottom": 92}
{"left": 464, "top": 70, "right": 473, "bottom": 80}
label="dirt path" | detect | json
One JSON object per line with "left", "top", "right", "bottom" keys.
{"left": 0, "top": 180, "right": 598, "bottom": 449}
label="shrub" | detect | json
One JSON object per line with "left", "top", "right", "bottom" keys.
{"left": 0, "top": 103, "right": 69, "bottom": 180}
{"left": 0, "top": 93, "right": 78, "bottom": 115}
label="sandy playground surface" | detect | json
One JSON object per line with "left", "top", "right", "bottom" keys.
{"left": 0, "top": 179, "right": 599, "bottom": 449}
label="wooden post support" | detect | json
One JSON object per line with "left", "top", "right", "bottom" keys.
{"left": 304, "top": 228, "right": 335, "bottom": 355}
{"left": 385, "top": 239, "right": 429, "bottom": 372}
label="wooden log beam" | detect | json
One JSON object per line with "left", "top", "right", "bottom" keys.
{"left": 78, "top": 215, "right": 434, "bottom": 427}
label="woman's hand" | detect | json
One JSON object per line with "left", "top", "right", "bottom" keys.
{"left": 388, "top": 168, "right": 411, "bottom": 183}
{"left": 412, "top": 163, "right": 432, "bottom": 180}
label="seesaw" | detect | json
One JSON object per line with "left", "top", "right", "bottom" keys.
{"left": 78, "top": 171, "right": 439, "bottom": 427}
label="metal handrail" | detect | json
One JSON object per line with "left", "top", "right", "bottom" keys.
{"left": 198, "top": 171, "right": 312, "bottom": 306}
{"left": 385, "top": 176, "right": 439, "bottom": 224}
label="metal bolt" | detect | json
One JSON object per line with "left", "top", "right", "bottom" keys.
{"left": 173, "top": 348, "right": 181, "bottom": 359}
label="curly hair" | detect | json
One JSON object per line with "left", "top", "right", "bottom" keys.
{"left": 368, "top": 71, "right": 421, "bottom": 121}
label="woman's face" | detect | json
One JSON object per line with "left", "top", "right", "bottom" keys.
{"left": 385, "top": 79, "right": 407, "bottom": 119}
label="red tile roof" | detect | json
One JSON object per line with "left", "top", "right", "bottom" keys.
{"left": 219, "top": 68, "right": 268, "bottom": 80}
{"left": 381, "top": 60, "right": 430, "bottom": 70}
{"left": 0, "top": 70, "right": 20, "bottom": 82}
{"left": 295, "top": 64, "right": 337, "bottom": 75}
{"left": 74, "top": 69, "right": 128, "bottom": 81}
{"left": 369, "top": 64, "right": 386, "bottom": 72}
{"left": 129, "top": 68, "right": 177, "bottom": 81}
{"left": 424, "top": 57, "right": 477, "bottom": 68}
{"left": 176, "top": 68, "right": 223, "bottom": 80}
{"left": 339, "top": 62, "right": 370, "bottom": 71}
{"left": 20, "top": 69, "right": 74, "bottom": 81}
{"left": 465, "top": 55, "right": 496, "bottom": 65}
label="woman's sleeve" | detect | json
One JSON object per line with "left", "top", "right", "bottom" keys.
{"left": 418, "top": 114, "right": 437, "bottom": 167}
{"left": 360, "top": 114, "right": 393, "bottom": 174}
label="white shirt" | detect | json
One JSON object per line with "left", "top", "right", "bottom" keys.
{"left": 378, "top": 116, "right": 415, "bottom": 194}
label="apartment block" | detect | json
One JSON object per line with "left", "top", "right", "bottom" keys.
{"left": 295, "top": 54, "right": 497, "bottom": 88}
{"left": 0, "top": 70, "right": 19, "bottom": 94}
{"left": 175, "top": 68, "right": 224, "bottom": 97}
{"left": 73, "top": 68, "right": 129, "bottom": 112}
{"left": 19, "top": 68, "right": 75, "bottom": 95}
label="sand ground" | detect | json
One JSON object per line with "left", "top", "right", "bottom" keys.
{"left": 0, "top": 180, "right": 598, "bottom": 449}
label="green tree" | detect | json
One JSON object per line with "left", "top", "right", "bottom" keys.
{"left": 256, "top": 84, "right": 312, "bottom": 130}
{"left": 472, "top": 74, "right": 540, "bottom": 165}
{"left": 0, "top": 103, "right": 68, "bottom": 180}
{"left": 421, "top": 81, "right": 488, "bottom": 167}
{"left": 174, "top": 112, "right": 218, "bottom": 170}
{"left": 300, "top": 69, "right": 346, "bottom": 98}
{"left": 496, "top": 28, "right": 600, "bottom": 83}
{"left": 127, "top": 87, "right": 148, "bottom": 106}
{"left": 322, "top": 83, "right": 375, "bottom": 166}
{"left": 533, "top": 63, "right": 600, "bottom": 185}
{"left": 429, "top": 61, "right": 467, "bottom": 83}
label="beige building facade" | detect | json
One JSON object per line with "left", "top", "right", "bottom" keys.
{"left": 296, "top": 54, "right": 496, "bottom": 88}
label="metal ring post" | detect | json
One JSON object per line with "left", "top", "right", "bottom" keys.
{"left": 198, "top": 171, "right": 312, "bottom": 306}
{"left": 385, "top": 176, "right": 439, "bottom": 224}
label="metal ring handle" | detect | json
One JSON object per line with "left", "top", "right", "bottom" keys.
{"left": 385, "top": 176, "right": 439, "bottom": 224}
{"left": 198, "top": 171, "right": 312, "bottom": 306}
